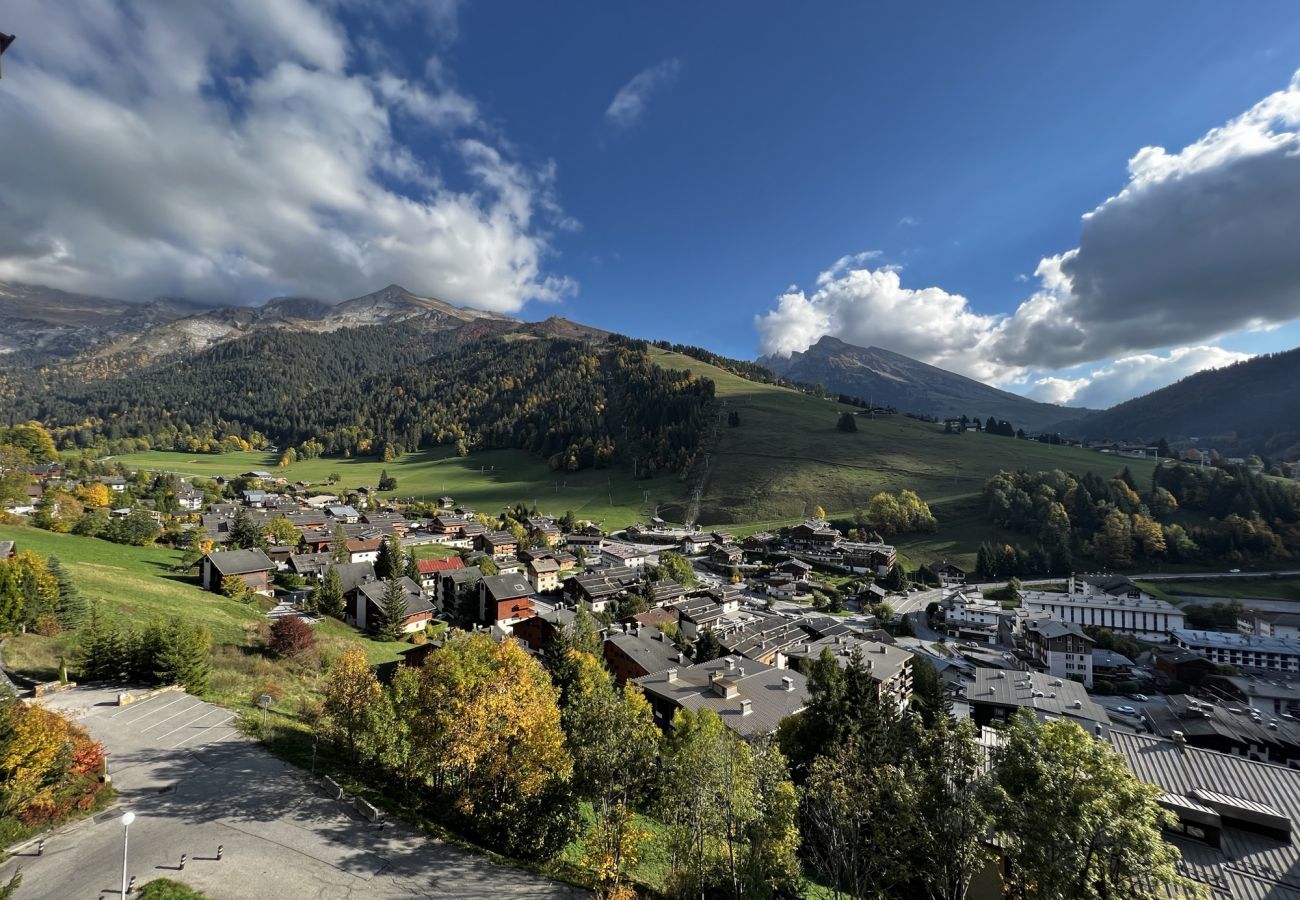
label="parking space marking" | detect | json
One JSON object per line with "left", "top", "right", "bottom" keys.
{"left": 140, "top": 700, "right": 206, "bottom": 733}
{"left": 155, "top": 706, "right": 229, "bottom": 742}
{"left": 173, "top": 717, "right": 237, "bottom": 749}
{"left": 114, "top": 694, "right": 188, "bottom": 724}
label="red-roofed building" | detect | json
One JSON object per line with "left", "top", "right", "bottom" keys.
{"left": 416, "top": 556, "right": 465, "bottom": 592}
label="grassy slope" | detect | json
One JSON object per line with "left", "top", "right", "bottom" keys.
{"left": 109, "top": 446, "right": 682, "bottom": 532}
{"left": 1136, "top": 577, "right": 1300, "bottom": 603}
{"left": 649, "top": 350, "right": 1157, "bottom": 561}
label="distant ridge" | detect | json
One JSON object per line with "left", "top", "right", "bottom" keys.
{"left": 759, "top": 335, "right": 1085, "bottom": 432}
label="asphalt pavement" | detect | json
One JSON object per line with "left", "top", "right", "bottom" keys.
{"left": 3, "top": 686, "right": 585, "bottom": 899}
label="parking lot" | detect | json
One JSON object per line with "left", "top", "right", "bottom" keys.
{"left": 4, "top": 686, "right": 585, "bottom": 899}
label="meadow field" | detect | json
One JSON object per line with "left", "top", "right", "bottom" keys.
{"left": 109, "top": 445, "right": 685, "bottom": 529}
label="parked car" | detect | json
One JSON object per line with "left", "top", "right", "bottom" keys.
{"left": 1130, "top": 693, "right": 1149, "bottom": 702}
{"left": 1116, "top": 705, "right": 1138, "bottom": 715}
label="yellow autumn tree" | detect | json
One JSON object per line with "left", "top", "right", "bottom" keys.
{"left": 76, "top": 482, "right": 113, "bottom": 508}
{"left": 413, "top": 631, "right": 571, "bottom": 815}
{"left": 0, "top": 702, "right": 72, "bottom": 817}
{"left": 322, "top": 646, "right": 382, "bottom": 759}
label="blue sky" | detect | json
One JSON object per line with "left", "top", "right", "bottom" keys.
{"left": 3, "top": 1, "right": 1300, "bottom": 407}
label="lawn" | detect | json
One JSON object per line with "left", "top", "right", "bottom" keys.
{"left": 108, "top": 446, "right": 682, "bottom": 531}
{"left": 649, "top": 349, "right": 1157, "bottom": 528}
{"left": 0, "top": 525, "right": 409, "bottom": 722}
{"left": 1136, "top": 576, "right": 1300, "bottom": 604}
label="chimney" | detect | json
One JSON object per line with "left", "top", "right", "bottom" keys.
{"left": 666, "top": 667, "right": 678, "bottom": 683}
{"left": 678, "top": 651, "right": 688, "bottom": 664}
{"left": 725, "top": 657, "right": 736, "bottom": 671}
{"left": 740, "top": 699, "right": 753, "bottom": 716}
{"left": 635, "top": 621, "right": 643, "bottom": 636}
{"left": 738, "top": 666, "right": 746, "bottom": 677}
{"left": 782, "top": 676, "right": 795, "bottom": 692}
{"left": 1094, "top": 723, "right": 1104, "bottom": 739}
{"left": 1173, "top": 731, "right": 1186, "bottom": 754}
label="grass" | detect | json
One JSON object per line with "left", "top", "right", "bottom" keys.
{"left": 109, "top": 446, "right": 682, "bottom": 532}
{"left": 649, "top": 349, "right": 1158, "bottom": 530}
{"left": 1135, "top": 576, "right": 1300, "bottom": 603}
{"left": 135, "top": 878, "right": 209, "bottom": 899}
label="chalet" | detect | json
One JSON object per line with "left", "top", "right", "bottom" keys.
{"left": 479, "top": 531, "right": 518, "bottom": 559}
{"left": 931, "top": 561, "right": 966, "bottom": 586}
{"left": 623, "top": 606, "right": 681, "bottom": 630}
{"left": 774, "top": 558, "right": 814, "bottom": 582}
{"left": 967, "top": 668, "right": 1112, "bottom": 736}
{"left": 1091, "top": 648, "right": 1135, "bottom": 682}
{"left": 634, "top": 656, "right": 810, "bottom": 738}
{"left": 327, "top": 505, "right": 360, "bottom": 524}
{"left": 1144, "top": 694, "right": 1300, "bottom": 767}
{"left": 415, "top": 556, "right": 464, "bottom": 593}
{"left": 674, "top": 593, "right": 741, "bottom": 640}
{"left": 601, "top": 542, "right": 647, "bottom": 570}
{"left": 566, "top": 566, "right": 639, "bottom": 612}
{"left": 527, "top": 556, "right": 561, "bottom": 593}
{"left": 678, "top": 533, "right": 713, "bottom": 555}
{"left": 30, "top": 462, "right": 63, "bottom": 482}
{"left": 710, "top": 545, "right": 743, "bottom": 567}
{"left": 241, "top": 489, "right": 268, "bottom": 508}
{"left": 514, "top": 605, "right": 577, "bottom": 653}
{"left": 840, "top": 541, "right": 898, "bottom": 574}
{"left": 786, "top": 520, "right": 841, "bottom": 550}
{"left": 303, "top": 494, "right": 339, "bottom": 509}
{"left": 647, "top": 579, "right": 687, "bottom": 607}
{"left": 346, "top": 537, "right": 382, "bottom": 565}
{"left": 200, "top": 549, "right": 275, "bottom": 596}
{"left": 288, "top": 551, "right": 333, "bottom": 581}
{"left": 437, "top": 496, "right": 455, "bottom": 509}
{"left": 564, "top": 532, "right": 605, "bottom": 554}
{"left": 331, "top": 561, "right": 378, "bottom": 596}
{"left": 362, "top": 512, "right": 410, "bottom": 535}
{"left": 175, "top": 485, "right": 204, "bottom": 511}
{"left": 718, "top": 615, "right": 812, "bottom": 667}
{"left": 604, "top": 622, "right": 687, "bottom": 685}
{"left": 242, "top": 470, "right": 277, "bottom": 481}
{"left": 764, "top": 574, "right": 797, "bottom": 601}
{"left": 350, "top": 576, "right": 433, "bottom": 634}
{"left": 100, "top": 475, "right": 128, "bottom": 492}
{"left": 479, "top": 573, "right": 536, "bottom": 629}
{"left": 742, "top": 532, "right": 775, "bottom": 552}
{"left": 284, "top": 510, "right": 327, "bottom": 529}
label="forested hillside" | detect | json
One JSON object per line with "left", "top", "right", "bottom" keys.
{"left": 1064, "top": 348, "right": 1300, "bottom": 459}
{"left": 3, "top": 327, "right": 716, "bottom": 476}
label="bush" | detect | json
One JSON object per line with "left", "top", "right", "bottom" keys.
{"left": 268, "top": 616, "right": 317, "bottom": 658}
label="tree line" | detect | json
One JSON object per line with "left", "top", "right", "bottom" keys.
{"left": 977, "top": 462, "right": 1300, "bottom": 578}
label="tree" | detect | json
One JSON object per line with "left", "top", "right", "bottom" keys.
{"left": 404, "top": 550, "right": 421, "bottom": 583}
{"left": 229, "top": 507, "right": 266, "bottom": 552}
{"left": 150, "top": 621, "right": 211, "bottom": 694}
{"left": 411, "top": 633, "right": 573, "bottom": 852}
{"left": 269, "top": 616, "right": 317, "bottom": 658}
{"left": 315, "top": 566, "right": 346, "bottom": 619}
{"left": 377, "top": 469, "right": 397, "bottom": 491}
{"left": 813, "top": 505, "right": 826, "bottom": 520}
{"left": 992, "top": 711, "right": 1192, "bottom": 900}
{"left": 76, "top": 482, "right": 112, "bottom": 508}
{"left": 562, "top": 651, "right": 661, "bottom": 896}
{"left": 1096, "top": 511, "right": 1134, "bottom": 568}
{"left": 913, "top": 717, "right": 993, "bottom": 900}
{"left": 322, "top": 647, "right": 382, "bottom": 759}
{"left": 0, "top": 702, "right": 73, "bottom": 817}
{"left": 220, "top": 574, "right": 251, "bottom": 602}
{"left": 694, "top": 627, "right": 723, "bottom": 663}
{"left": 657, "top": 550, "right": 697, "bottom": 587}
{"left": 330, "top": 523, "right": 350, "bottom": 564}
{"left": 909, "top": 654, "right": 948, "bottom": 727}
{"left": 264, "top": 516, "right": 302, "bottom": 547}
{"left": 375, "top": 576, "right": 409, "bottom": 642}
{"left": 836, "top": 411, "right": 858, "bottom": 433}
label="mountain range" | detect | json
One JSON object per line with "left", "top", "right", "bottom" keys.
{"left": 2, "top": 279, "right": 1296, "bottom": 458}
{"left": 759, "top": 336, "right": 1086, "bottom": 432}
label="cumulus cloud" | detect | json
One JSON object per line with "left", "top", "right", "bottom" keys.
{"left": 756, "top": 69, "right": 1300, "bottom": 400}
{"left": 1028, "top": 346, "right": 1253, "bottom": 409}
{"left": 605, "top": 59, "right": 683, "bottom": 128}
{"left": 0, "top": 0, "right": 574, "bottom": 311}
{"left": 754, "top": 264, "right": 1010, "bottom": 382}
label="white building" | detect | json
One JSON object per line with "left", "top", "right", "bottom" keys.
{"left": 1023, "top": 618, "right": 1095, "bottom": 688}
{"left": 1171, "top": 629, "right": 1300, "bottom": 676}
{"left": 944, "top": 589, "right": 1007, "bottom": 644}
{"left": 1020, "top": 574, "right": 1184, "bottom": 642}
{"left": 1238, "top": 610, "right": 1300, "bottom": 642}
{"left": 601, "top": 541, "right": 648, "bottom": 571}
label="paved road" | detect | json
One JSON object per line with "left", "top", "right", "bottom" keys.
{"left": 4, "top": 686, "right": 584, "bottom": 900}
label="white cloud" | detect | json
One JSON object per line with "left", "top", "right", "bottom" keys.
{"left": 756, "top": 69, "right": 1300, "bottom": 401}
{"left": 605, "top": 59, "right": 683, "bottom": 128}
{"left": 1027, "top": 346, "right": 1253, "bottom": 408}
{"left": 0, "top": 0, "right": 573, "bottom": 312}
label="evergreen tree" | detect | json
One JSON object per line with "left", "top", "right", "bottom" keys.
{"left": 375, "top": 576, "right": 409, "bottom": 641}
{"left": 694, "top": 626, "right": 723, "bottom": 662}
{"left": 836, "top": 411, "right": 858, "bottom": 433}
{"left": 331, "top": 523, "right": 350, "bottom": 564}
{"left": 46, "top": 556, "right": 88, "bottom": 629}
{"left": 152, "top": 621, "right": 211, "bottom": 694}
{"left": 375, "top": 535, "right": 398, "bottom": 580}
{"left": 316, "top": 566, "right": 345, "bottom": 620}
{"left": 230, "top": 507, "right": 266, "bottom": 551}
{"left": 404, "top": 549, "right": 421, "bottom": 583}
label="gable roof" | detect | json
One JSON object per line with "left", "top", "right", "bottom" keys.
{"left": 482, "top": 573, "right": 533, "bottom": 602}
{"left": 357, "top": 576, "right": 433, "bottom": 619}
{"left": 204, "top": 548, "right": 274, "bottom": 576}
{"left": 416, "top": 556, "right": 465, "bottom": 576}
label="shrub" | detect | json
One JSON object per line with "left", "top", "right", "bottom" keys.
{"left": 268, "top": 616, "right": 317, "bottom": 658}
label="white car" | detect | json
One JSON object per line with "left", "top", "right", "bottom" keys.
{"left": 1229, "top": 568, "right": 1241, "bottom": 574}
{"left": 1116, "top": 705, "right": 1138, "bottom": 715}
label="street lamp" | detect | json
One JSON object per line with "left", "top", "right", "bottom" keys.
{"left": 120, "top": 811, "right": 135, "bottom": 897}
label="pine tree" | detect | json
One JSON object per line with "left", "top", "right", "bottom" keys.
{"left": 46, "top": 555, "right": 88, "bottom": 628}
{"left": 376, "top": 576, "right": 408, "bottom": 641}
{"left": 331, "top": 523, "right": 350, "bottom": 564}
{"left": 404, "top": 549, "right": 421, "bottom": 583}
{"left": 316, "top": 566, "right": 345, "bottom": 620}
{"left": 230, "top": 507, "right": 267, "bottom": 551}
